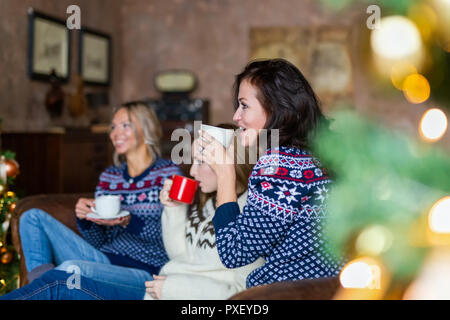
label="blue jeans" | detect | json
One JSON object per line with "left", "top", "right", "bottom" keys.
{"left": 0, "top": 270, "right": 143, "bottom": 300}
{"left": 20, "top": 208, "right": 152, "bottom": 292}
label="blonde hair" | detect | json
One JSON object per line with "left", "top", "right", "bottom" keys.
{"left": 112, "top": 102, "right": 162, "bottom": 166}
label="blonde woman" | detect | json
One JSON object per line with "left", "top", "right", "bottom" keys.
{"left": 17, "top": 102, "right": 181, "bottom": 294}
{"left": 1, "top": 125, "right": 263, "bottom": 300}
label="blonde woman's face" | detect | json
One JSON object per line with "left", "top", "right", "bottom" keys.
{"left": 189, "top": 141, "right": 218, "bottom": 193}
{"left": 109, "top": 108, "right": 144, "bottom": 155}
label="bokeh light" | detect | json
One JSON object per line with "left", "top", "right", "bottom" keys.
{"left": 371, "top": 16, "right": 424, "bottom": 78}
{"left": 371, "top": 16, "right": 422, "bottom": 60}
{"left": 355, "top": 225, "right": 393, "bottom": 256}
{"left": 340, "top": 260, "right": 373, "bottom": 288}
{"left": 402, "top": 73, "right": 430, "bottom": 104}
{"left": 428, "top": 197, "right": 450, "bottom": 234}
{"left": 408, "top": 3, "right": 438, "bottom": 43}
{"left": 419, "top": 108, "right": 448, "bottom": 142}
{"left": 390, "top": 62, "right": 417, "bottom": 90}
{"left": 339, "top": 257, "right": 383, "bottom": 289}
{"left": 431, "top": 0, "right": 450, "bottom": 51}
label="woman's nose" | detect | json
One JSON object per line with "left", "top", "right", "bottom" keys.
{"left": 232, "top": 108, "right": 241, "bottom": 122}
{"left": 189, "top": 164, "right": 198, "bottom": 178}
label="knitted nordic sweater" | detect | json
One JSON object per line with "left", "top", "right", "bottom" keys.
{"left": 213, "top": 146, "right": 343, "bottom": 288}
{"left": 144, "top": 192, "right": 265, "bottom": 300}
{"left": 76, "top": 157, "right": 181, "bottom": 273}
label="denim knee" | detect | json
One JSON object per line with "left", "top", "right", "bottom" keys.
{"left": 19, "top": 208, "right": 48, "bottom": 227}
{"left": 56, "top": 260, "right": 84, "bottom": 272}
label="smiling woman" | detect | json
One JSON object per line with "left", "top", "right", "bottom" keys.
{"left": 2, "top": 101, "right": 182, "bottom": 300}
{"left": 197, "top": 59, "right": 345, "bottom": 288}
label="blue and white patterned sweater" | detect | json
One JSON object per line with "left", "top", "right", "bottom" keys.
{"left": 213, "top": 146, "right": 343, "bottom": 288}
{"left": 76, "top": 157, "right": 181, "bottom": 273}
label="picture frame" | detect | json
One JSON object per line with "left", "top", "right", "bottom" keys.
{"left": 27, "top": 8, "right": 71, "bottom": 82}
{"left": 79, "top": 27, "right": 112, "bottom": 86}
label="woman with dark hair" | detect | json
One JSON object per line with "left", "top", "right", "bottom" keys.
{"left": 197, "top": 58, "right": 343, "bottom": 288}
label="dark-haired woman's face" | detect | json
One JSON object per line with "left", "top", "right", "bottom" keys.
{"left": 233, "top": 79, "right": 267, "bottom": 147}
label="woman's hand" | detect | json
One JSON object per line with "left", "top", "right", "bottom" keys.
{"left": 77, "top": 197, "right": 131, "bottom": 227}
{"left": 195, "top": 131, "right": 237, "bottom": 206}
{"left": 159, "top": 179, "right": 182, "bottom": 207}
{"left": 145, "top": 275, "right": 167, "bottom": 300}
{"left": 86, "top": 215, "right": 131, "bottom": 227}
{"left": 195, "top": 130, "right": 235, "bottom": 175}
{"left": 75, "top": 198, "right": 95, "bottom": 220}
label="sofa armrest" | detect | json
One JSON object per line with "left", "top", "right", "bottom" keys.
{"left": 229, "top": 277, "right": 340, "bottom": 300}
{"left": 11, "top": 192, "right": 93, "bottom": 286}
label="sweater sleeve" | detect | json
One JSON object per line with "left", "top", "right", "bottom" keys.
{"left": 213, "top": 152, "right": 327, "bottom": 269}
{"left": 161, "top": 204, "right": 189, "bottom": 259}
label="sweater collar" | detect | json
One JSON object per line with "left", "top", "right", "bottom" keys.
{"left": 123, "top": 157, "right": 160, "bottom": 184}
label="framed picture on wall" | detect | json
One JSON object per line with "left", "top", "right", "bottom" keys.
{"left": 79, "top": 28, "right": 111, "bottom": 86}
{"left": 27, "top": 8, "right": 71, "bottom": 82}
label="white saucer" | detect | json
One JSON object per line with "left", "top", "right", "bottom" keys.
{"left": 87, "top": 210, "right": 130, "bottom": 220}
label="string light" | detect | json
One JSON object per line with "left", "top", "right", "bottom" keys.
{"left": 334, "top": 256, "right": 389, "bottom": 300}
{"left": 371, "top": 16, "right": 425, "bottom": 77}
{"left": 419, "top": 108, "right": 448, "bottom": 142}
{"left": 428, "top": 197, "right": 450, "bottom": 234}
{"left": 355, "top": 225, "right": 393, "bottom": 256}
{"left": 390, "top": 62, "right": 417, "bottom": 90}
{"left": 402, "top": 73, "right": 430, "bottom": 104}
{"left": 371, "top": 16, "right": 422, "bottom": 60}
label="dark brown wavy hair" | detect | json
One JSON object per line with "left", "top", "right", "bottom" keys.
{"left": 233, "top": 58, "right": 327, "bottom": 150}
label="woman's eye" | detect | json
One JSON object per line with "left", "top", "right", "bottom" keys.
{"left": 123, "top": 122, "right": 131, "bottom": 128}
{"left": 241, "top": 103, "right": 248, "bottom": 110}
{"left": 109, "top": 125, "right": 115, "bottom": 131}
{"left": 193, "top": 157, "right": 203, "bottom": 165}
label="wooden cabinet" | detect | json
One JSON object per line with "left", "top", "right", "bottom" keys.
{"left": 2, "top": 131, "right": 114, "bottom": 196}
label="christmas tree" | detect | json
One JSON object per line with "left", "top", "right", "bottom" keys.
{"left": 0, "top": 127, "right": 21, "bottom": 295}
{"left": 313, "top": 110, "right": 450, "bottom": 298}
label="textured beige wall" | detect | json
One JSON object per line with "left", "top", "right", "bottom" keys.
{"left": 1, "top": 0, "right": 448, "bottom": 147}
{"left": 119, "top": 0, "right": 448, "bottom": 147}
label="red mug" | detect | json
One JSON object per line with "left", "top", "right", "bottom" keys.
{"left": 168, "top": 175, "right": 199, "bottom": 204}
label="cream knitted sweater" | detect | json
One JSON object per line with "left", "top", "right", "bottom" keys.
{"left": 144, "top": 192, "right": 265, "bottom": 300}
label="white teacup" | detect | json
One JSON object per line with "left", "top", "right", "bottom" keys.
{"left": 200, "top": 124, "right": 234, "bottom": 148}
{"left": 93, "top": 195, "right": 121, "bottom": 218}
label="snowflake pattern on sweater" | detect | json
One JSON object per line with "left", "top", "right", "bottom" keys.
{"left": 76, "top": 157, "right": 182, "bottom": 269}
{"left": 213, "top": 147, "right": 344, "bottom": 288}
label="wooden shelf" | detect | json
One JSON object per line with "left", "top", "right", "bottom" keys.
{"left": 2, "top": 131, "right": 114, "bottom": 196}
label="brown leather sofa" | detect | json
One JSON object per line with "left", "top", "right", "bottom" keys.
{"left": 11, "top": 193, "right": 340, "bottom": 299}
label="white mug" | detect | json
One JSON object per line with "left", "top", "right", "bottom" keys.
{"left": 92, "top": 195, "right": 121, "bottom": 218}
{"left": 200, "top": 124, "right": 234, "bottom": 148}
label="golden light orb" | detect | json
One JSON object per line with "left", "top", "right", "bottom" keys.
{"left": 402, "top": 73, "right": 430, "bottom": 104}
{"left": 390, "top": 62, "right": 417, "bottom": 90}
